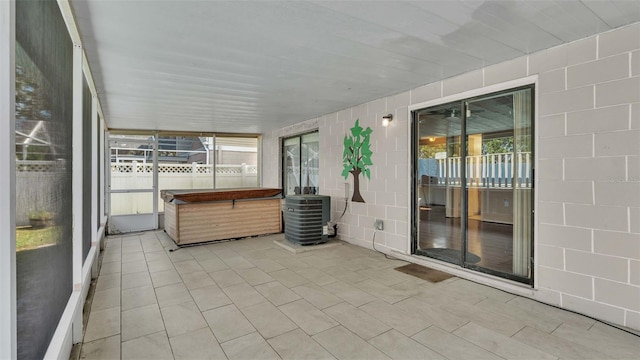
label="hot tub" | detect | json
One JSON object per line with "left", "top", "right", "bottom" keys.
{"left": 161, "top": 188, "right": 282, "bottom": 245}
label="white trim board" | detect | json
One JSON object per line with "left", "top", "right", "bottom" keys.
{"left": 0, "top": 1, "right": 17, "bottom": 358}
{"left": 408, "top": 75, "right": 539, "bottom": 112}
{"left": 45, "top": 226, "right": 102, "bottom": 359}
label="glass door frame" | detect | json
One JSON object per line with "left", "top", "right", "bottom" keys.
{"left": 107, "top": 131, "right": 158, "bottom": 233}
{"left": 411, "top": 84, "right": 535, "bottom": 285}
{"left": 281, "top": 130, "right": 319, "bottom": 197}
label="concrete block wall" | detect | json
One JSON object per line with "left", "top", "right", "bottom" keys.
{"left": 262, "top": 94, "right": 411, "bottom": 253}
{"left": 533, "top": 22, "right": 640, "bottom": 330}
{"left": 263, "top": 22, "right": 640, "bottom": 330}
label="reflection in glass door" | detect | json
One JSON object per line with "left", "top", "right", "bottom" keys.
{"left": 283, "top": 131, "right": 320, "bottom": 196}
{"left": 283, "top": 137, "right": 301, "bottom": 196}
{"left": 415, "top": 101, "right": 464, "bottom": 265}
{"left": 414, "top": 86, "right": 534, "bottom": 283}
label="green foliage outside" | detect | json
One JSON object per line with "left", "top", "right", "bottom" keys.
{"left": 28, "top": 210, "right": 54, "bottom": 221}
{"left": 419, "top": 144, "right": 446, "bottom": 159}
{"left": 420, "top": 136, "right": 525, "bottom": 159}
{"left": 16, "top": 44, "right": 55, "bottom": 161}
{"left": 16, "top": 226, "right": 59, "bottom": 251}
{"left": 482, "top": 137, "right": 513, "bottom": 154}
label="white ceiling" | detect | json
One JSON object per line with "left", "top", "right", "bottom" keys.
{"left": 71, "top": 0, "right": 640, "bottom": 134}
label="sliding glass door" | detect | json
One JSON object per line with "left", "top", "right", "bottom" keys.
{"left": 283, "top": 131, "right": 319, "bottom": 196}
{"left": 415, "top": 101, "right": 464, "bottom": 264}
{"left": 414, "top": 86, "right": 534, "bottom": 283}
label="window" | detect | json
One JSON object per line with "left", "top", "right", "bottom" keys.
{"left": 214, "top": 136, "right": 259, "bottom": 189}
{"left": 157, "top": 135, "right": 213, "bottom": 213}
{"left": 108, "top": 133, "right": 261, "bottom": 221}
{"left": 283, "top": 131, "right": 319, "bottom": 196}
{"left": 82, "top": 77, "right": 92, "bottom": 263}
{"left": 15, "top": 0, "right": 74, "bottom": 357}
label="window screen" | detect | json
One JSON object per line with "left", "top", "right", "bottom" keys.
{"left": 15, "top": 0, "right": 74, "bottom": 358}
{"left": 83, "top": 78, "right": 91, "bottom": 262}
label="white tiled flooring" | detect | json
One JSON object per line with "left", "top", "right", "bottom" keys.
{"left": 79, "top": 231, "right": 640, "bottom": 359}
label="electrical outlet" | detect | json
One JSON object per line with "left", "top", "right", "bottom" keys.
{"left": 374, "top": 219, "right": 384, "bottom": 231}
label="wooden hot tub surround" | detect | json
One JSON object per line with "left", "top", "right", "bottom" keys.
{"left": 161, "top": 188, "right": 283, "bottom": 245}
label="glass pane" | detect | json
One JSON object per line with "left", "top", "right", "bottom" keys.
{"left": 465, "top": 88, "right": 532, "bottom": 278}
{"left": 158, "top": 136, "right": 213, "bottom": 212}
{"left": 97, "top": 118, "right": 102, "bottom": 230}
{"left": 513, "top": 89, "right": 533, "bottom": 278}
{"left": 110, "top": 192, "right": 154, "bottom": 216}
{"left": 109, "top": 136, "right": 154, "bottom": 191}
{"left": 82, "top": 78, "right": 92, "bottom": 263}
{"left": 15, "top": 0, "right": 74, "bottom": 358}
{"left": 301, "top": 132, "right": 319, "bottom": 194}
{"left": 283, "top": 137, "right": 301, "bottom": 196}
{"left": 415, "top": 102, "right": 464, "bottom": 264}
{"left": 214, "top": 136, "right": 258, "bottom": 189}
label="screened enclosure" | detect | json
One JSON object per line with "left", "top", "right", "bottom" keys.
{"left": 15, "top": 0, "right": 74, "bottom": 358}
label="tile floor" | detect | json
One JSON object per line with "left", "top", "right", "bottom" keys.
{"left": 79, "top": 230, "right": 640, "bottom": 359}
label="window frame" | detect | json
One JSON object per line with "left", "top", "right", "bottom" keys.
{"left": 411, "top": 83, "right": 536, "bottom": 285}
{"left": 281, "top": 130, "right": 319, "bottom": 197}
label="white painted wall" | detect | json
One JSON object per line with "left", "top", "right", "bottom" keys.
{"left": 263, "top": 22, "right": 640, "bottom": 331}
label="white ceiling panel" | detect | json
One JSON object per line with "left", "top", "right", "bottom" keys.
{"left": 70, "top": 0, "right": 640, "bottom": 133}
{"left": 582, "top": 0, "right": 640, "bottom": 28}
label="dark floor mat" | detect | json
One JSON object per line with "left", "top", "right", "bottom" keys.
{"left": 395, "top": 263, "right": 456, "bottom": 283}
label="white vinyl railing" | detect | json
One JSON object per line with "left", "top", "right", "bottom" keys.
{"left": 110, "top": 162, "right": 257, "bottom": 175}
{"left": 434, "top": 152, "right": 531, "bottom": 188}
{"left": 109, "top": 161, "right": 259, "bottom": 215}
{"left": 16, "top": 159, "right": 66, "bottom": 172}
{"left": 15, "top": 160, "right": 261, "bottom": 219}
{"left": 16, "top": 160, "right": 258, "bottom": 218}
{"left": 16, "top": 160, "right": 259, "bottom": 176}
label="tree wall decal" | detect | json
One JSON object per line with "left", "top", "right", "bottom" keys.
{"left": 342, "top": 119, "right": 373, "bottom": 203}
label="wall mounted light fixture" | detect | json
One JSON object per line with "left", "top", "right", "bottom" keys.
{"left": 382, "top": 114, "right": 393, "bottom": 127}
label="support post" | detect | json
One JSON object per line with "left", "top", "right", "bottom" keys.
{"left": 71, "top": 42, "right": 84, "bottom": 344}
{"left": 241, "top": 163, "right": 247, "bottom": 186}
{"left": 0, "top": 1, "right": 17, "bottom": 358}
{"left": 153, "top": 134, "right": 158, "bottom": 229}
{"left": 99, "top": 116, "right": 106, "bottom": 245}
{"left": 91, "top": 95, "right": 99, "bottom": 278}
